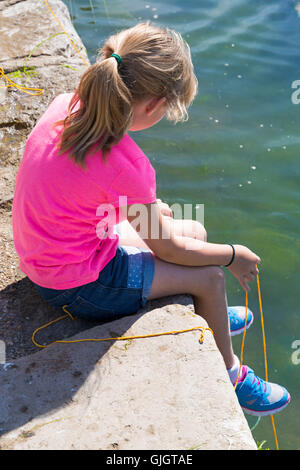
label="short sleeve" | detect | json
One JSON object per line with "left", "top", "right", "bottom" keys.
{"left": 108, "top": 156, "right": 157, "bottom": 207}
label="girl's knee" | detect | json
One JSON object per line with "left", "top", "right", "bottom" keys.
{"left": 172, "top": 219, "right": 207, "bottom": 241}
{"left": 191, "top": 220, "right": 207, "bottom": 242}
{"left": 196, "top": 266, "right": 225, "bottom": 293}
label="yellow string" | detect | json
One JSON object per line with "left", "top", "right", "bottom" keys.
{"left": 0, "top": 1, "right": 89, "bottom": 97}
{"left": 31, "top": 305, "right": 213, "bottom": 349}
{"left": 41, "top": 0, "right": 89, "bottom": 67}
{"left": 234, "top": 290, "right": 248, "bottom": 390}
{"left": 0, "top": 67, "right": 44, "bottom": 96}
{"left": 234, "top": 265, "right": 279, "bottom": 450}
{"left": 256, "top": 269, "right": 279, "bottom": 450}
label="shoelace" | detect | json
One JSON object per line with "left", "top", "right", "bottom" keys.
{"left": 238, "top": 369, "right": 267, "bottom": 399}
{"left": 250, "top": 372, "right": 268, "bottom": 396}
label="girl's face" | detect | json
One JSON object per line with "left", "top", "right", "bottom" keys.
{"left": 129, "top": 96, "right": 167, "bottom": 132}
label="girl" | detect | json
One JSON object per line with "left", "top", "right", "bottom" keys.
{"left": 12, "top": 22, "right": 290, "bottom": 417}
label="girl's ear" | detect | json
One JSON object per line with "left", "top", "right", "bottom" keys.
{"left": 145, "top": 97, "right": 167, "bottom": 116}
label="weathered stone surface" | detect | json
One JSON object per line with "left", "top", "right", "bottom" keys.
{"left": 0, "top": 0, "right": 87, "bottom": 63}
{"left": 0, "top": 0, "right": 257, "bottom": 450}
{"left": 0, "top": 301, "right": 257, "bottom": 450}
{"left": 0, "top": 0, "right": 89, "bottom": 202}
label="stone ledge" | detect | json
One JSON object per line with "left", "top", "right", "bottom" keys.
{"left": 0, "top": 300, "right": 256, "bottom": 450}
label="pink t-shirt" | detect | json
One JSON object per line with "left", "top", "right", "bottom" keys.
{"left": 12, "top": 93, "right": 157, "bottom": 289}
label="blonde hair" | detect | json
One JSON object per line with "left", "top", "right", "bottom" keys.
{"left": 56, "top": 22, "right": 198, "bottom": 166}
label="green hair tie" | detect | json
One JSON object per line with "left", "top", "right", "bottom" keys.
{"left": 110, "top": 53, "right": 122, "bottom": 65}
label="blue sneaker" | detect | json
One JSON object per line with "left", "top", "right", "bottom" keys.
{"left": 228, "top": 306, "right": 254, "bottom": 336}
{"left": 235, "top": 366, "right": 291, "bottom": 416}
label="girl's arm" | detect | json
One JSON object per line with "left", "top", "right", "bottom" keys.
{"left": 121, "top": 201, "right": 260, "bottom": 292}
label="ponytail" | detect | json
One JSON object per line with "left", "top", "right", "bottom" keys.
{"left": 56, "top": 22, "right": 198, "bottom": 166}
{"left": 55, "top": 57, "right": 132, "bottom": 166}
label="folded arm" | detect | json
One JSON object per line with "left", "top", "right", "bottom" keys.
{"left": 120, "top": 201, "right": 233, "bottom": 266}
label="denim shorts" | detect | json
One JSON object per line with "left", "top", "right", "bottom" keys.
{"left": 33, "top": 245, "right": 155, "bottom": 322}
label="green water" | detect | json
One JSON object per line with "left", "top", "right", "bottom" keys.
{"left": 64, "top": 0, "right": 299, "bottom": 449}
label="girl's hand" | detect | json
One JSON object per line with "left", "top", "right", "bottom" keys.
{"left": 156, "top": 199, "right": 173, "bottom": 218}
{"left": 227, "top": 244, "right": 261, "bottom": 292}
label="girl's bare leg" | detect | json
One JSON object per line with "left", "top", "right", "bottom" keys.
{"left": 118, "top": 218, "right": 234, "bottom": 369}
{"left": 148, "top": 256, "right": 235, "bottom": 369}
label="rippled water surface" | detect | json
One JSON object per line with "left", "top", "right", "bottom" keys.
{"left": 64, "top": 0, "right": 300, "bottom": 449}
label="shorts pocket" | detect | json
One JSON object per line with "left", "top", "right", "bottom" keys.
{"left": 63, "top": 295, "right": 116, "bottom": 322}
